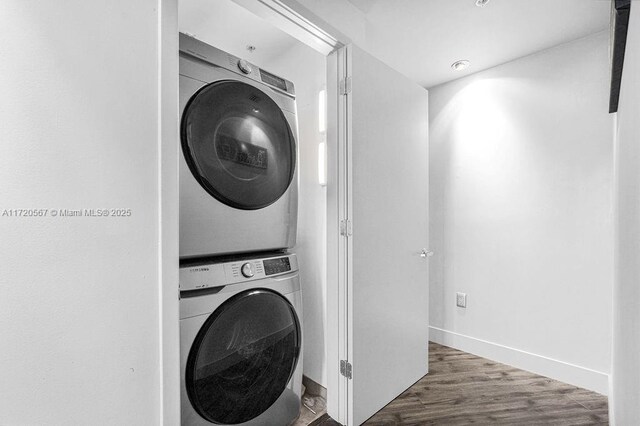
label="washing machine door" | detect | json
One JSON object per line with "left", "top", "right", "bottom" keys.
{"left": 186, "top": 289, "right": 301, "bottom": 425}
{"left": 181, "top": 80, "right": 296, "bottom": 210}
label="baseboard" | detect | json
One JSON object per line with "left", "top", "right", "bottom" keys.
{"left": 429, "top": 326, "right": 609, "bottom": 395}
{"left": 303, "top": 375, "right": 327, "bottom": 399}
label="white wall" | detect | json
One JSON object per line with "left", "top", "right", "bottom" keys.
{"left": 0, "top": 1, "right": 179, "bottom": 424}
{"left": 612, "top": 4, "right": 640, "bottom": 424}
{"left": 179, "top": 0, "right": 300, "bottom": 66}
{"left": 429, "top": 31, "right": 613, "bottom": 394}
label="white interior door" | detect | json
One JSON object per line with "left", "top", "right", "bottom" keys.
{"left": 333, "top": 44, "right": 430, "bottom": 426}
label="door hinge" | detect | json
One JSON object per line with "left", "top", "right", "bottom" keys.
{"left": 340, "top": 360, "right": 352, "bottom": 379}
{"left": 339, "top": 76, "right": 352, "bottom": 95}
{"left": 339, "top": 219, "right": 352, "bottom": 237}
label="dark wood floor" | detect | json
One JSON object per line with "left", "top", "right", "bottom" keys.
{"left": 363, "top": 342, "right": 609, "bottom": 425}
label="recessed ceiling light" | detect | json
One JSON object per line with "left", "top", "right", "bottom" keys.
{"left": 451, "top": 60, "right": 470, "bottom": 71}
{"left": 475, "top": 0, "right": 490, "bottom": 7}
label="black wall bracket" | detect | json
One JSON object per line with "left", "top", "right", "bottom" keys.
{"left": 610, "top": 0, "right": 631, "bottom": 113}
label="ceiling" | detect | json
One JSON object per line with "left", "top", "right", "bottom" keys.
{"left": 306, "top": 0, "right": 611, "bottom": 88}
{"left": 181, "top": 0, "right": 611, "bottom": 89}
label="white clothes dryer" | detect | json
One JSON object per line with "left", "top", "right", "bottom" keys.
{"left": 180, "top": 253, "right": 303, "bottom": 426}
{"left": 179, "top": 33, "right": 298, "bottom": 259}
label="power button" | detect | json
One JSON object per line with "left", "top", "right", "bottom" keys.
{"left": 237, "top": 59, "right": 252, "bottom": 74}
{"left": 241, "top": 262, "right": 254, "bottom": 278}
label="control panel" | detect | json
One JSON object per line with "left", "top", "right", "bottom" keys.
{"left": 264, "top": 257, "right": 291, "bottom": 275}
{"left": 179, "top": 33, "right": 296, "bottom": 98}
{"left": 180, "top": 254, "right": 298, "bottom": 291}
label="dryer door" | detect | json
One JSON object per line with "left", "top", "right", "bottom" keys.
{"left": 186, "top": 289, "right": 301, "bottom": 424}
{"left": 181, "top": 80, "right": 296, "bottom": 210}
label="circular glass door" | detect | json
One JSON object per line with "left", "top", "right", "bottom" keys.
{"left": 186, "top": 289, "right": 301, "bottom": 424}
{"left": 181, "top": 80, "right": 296, "bottom": 210}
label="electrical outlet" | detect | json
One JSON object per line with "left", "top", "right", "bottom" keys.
{"left": 456, "top": 292, "right": 467, "bottom": 308}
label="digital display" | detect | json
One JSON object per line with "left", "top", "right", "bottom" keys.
{"left": 260, "top": 70, "right": 287, "bottom": 91}
{"left": 216, "top": 135, "right": 268, "bottom": 170}
{"left": 263, "top": 257, "right": 291, "bottom": 276}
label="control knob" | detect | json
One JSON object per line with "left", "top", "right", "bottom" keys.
{"left": 237, "top": 59, "right": 252, "bottom": 74}
{"left": 241, "top": 262, "right": 254, "bottom": 278}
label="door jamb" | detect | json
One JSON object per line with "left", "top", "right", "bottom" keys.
{"left": 164, "top": 1, "right": 349, "bottom": 423}
{"left": 326, "top": 45, "right": 350, "bottom": 425}
{"left": 159, "top": 0, "right": 180, "bottom": 424}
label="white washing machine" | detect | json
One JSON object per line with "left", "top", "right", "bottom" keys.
{"left": 180, "top": 253, "right": 303, "bottom": 426}
{"left": 179, "top": 33, "right": 298, "bottom": 259}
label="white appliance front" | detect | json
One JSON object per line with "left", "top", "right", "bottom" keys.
{"left": 179, "top": 33, "right": 298, "bottom": 259}
{"left": 180, "top": 254, "right": 303, "bottom": 426}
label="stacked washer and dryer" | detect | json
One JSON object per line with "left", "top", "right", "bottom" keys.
{"left": 178, "top": 33, "right": 303, "bottom": 426}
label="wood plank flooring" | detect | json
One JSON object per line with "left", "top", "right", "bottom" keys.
{"left": 363, "top": 342, "right": 609, "bottom": 425}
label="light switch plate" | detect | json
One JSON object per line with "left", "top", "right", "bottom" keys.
{"left": 456, "top": 292, "right": 467, "bottom": 308}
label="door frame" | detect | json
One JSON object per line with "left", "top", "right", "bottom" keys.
{"left": 326, "top": 44, "right": 350, "bottom": 425}
{"left": 159, "top": 0, "right": 180, "bottom": 424}
{"left": 161, "top": 1, "right": 350, "bottom": 424}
